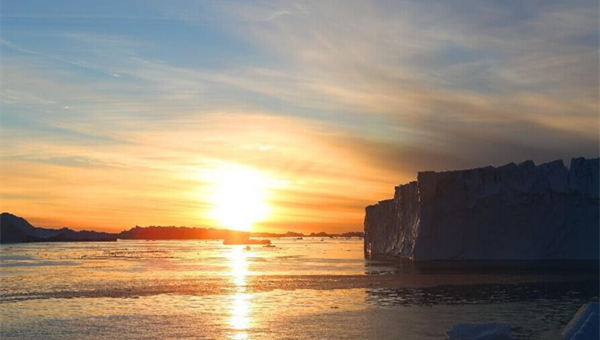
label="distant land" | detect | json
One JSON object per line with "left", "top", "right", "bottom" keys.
{"left": 0, "top": 213, "right": 363, "bottom": 244}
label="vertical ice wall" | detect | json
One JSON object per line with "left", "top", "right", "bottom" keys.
{"left": 364, "top": 157, "right": 599, "bottom": 260}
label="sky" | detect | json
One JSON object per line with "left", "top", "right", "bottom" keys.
{"left": 1, "top": 0, "right": 598, "bottom": 233}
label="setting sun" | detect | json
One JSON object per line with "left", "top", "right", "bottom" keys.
{"left": 209, "top": 165, "right": 271, "bottom": 231}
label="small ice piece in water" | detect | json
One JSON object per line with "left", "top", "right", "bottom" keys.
{"left": 446, "top": 322, "right": 513, "bottom": 340}
{"left": 562, "top": 303, "right": 599, "bottom": 340}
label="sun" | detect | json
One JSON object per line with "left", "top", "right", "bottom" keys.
{"left": 209, "top": 164, "right": 270, "bottom": 231}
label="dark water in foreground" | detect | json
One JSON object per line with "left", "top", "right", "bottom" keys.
{"left": 0, "top": 239, "right": 597, "bottom": 339}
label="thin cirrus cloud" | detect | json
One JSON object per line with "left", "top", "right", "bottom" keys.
{"left": 0, "top": 0, "right": 598, "bottom": 232}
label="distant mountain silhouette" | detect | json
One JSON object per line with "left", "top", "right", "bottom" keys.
{"left": 0, "top": 212, "right": 364, "bottom": 243}
{"left": 0, "top": 213, "right": 117, "bottom": 243}
{"left": 117, "top": 225, "right": 248, "bottom": 240}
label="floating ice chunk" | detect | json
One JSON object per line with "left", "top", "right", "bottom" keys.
{"left": 562, "top": 303, "right": 599, "bottom": 340}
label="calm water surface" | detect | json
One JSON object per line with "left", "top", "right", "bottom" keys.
{"left": 0, "top": 239, "right": 597, "bottom": 339}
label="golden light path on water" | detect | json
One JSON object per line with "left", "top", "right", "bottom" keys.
{"left": 228, "top": 246, "right": 252, "bottom": 339}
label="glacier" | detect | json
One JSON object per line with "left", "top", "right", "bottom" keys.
{"left": 364, "top": 157, "right": 599, "bottom": 261}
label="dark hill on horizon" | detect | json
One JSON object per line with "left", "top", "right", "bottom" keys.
{"left": 118, "top": 225, "right": 249, "bottom": 240}
{"left": 0, "top": 213, "right": 363, "bottom": 243}
{"left": 0, "top": 212, "right": 118, "bottom": 243}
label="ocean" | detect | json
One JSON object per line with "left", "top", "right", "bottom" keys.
{"left": 0, "top": 238, "right": 597, "bottom": 339}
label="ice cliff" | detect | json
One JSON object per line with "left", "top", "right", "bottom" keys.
{"left": 364, "top": 157, "right": 599, "bottom": 260}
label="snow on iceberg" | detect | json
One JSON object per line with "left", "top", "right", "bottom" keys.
{"left": 562, "top": 303, "right": 599, "bottom": 340}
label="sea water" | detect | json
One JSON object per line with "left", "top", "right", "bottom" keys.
{"left": 0, "top": 239, "right": 597, "bottom": 339}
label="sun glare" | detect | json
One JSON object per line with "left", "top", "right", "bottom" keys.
{"left": 209, "top": 165, "right": 271, "bottom": 231}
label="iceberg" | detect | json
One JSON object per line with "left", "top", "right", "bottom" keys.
{"left": 562, "top": 303, "right": 599, "bottom": 340}
{"left": 364, "top": 157, "right": 599, "bottom": 260}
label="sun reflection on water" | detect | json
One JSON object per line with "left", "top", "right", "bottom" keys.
{"left": 228, "top": 246, "right": 252, "bottom": 339}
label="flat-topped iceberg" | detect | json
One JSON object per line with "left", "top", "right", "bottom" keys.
{"left": 364, "top": 157, "right": 599, "bottom": 260}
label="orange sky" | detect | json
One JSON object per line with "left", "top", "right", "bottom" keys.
{"left": 1, "top": 113, "right": 407, "bottom": 233}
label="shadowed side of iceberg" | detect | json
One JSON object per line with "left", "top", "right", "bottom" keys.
{"left": 364, "top": 157, "right": 600, "bottom": 261}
